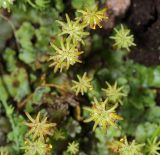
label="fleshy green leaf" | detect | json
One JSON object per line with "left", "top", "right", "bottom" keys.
{"left": 3, "top": 68, "right": 31, "bottom": 102}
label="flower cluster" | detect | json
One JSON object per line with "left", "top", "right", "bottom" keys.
{"left": 72, "top": 72, "right": 93, "bottom": 95}
{"left": 23, "top": 112, "right": 56, "bottom": 155}
{"left": 57, "top": 14, "right": 89, "bottom": 44}
{"left": 49, "top": 38, "right": 83, "bottom": 72}
{"left": 0, "top": 149, "right": 9, "bottom": 155}
{"left": 0, "top": 152, "right": 8, "bottom": 155}
{"left": 110, "top": 136, "right": 144, "bottom": 155}
{"left": 49, "top": 3, "right": 127, "bottom": 133}
{"left": 81, "top": 80, "right": 126, "bottom": 131}
{"left": 102, "top": 82, "right": 127, "bottom": 105}
{"left": 110, "top": 24, "right": 136, "bottom": 51}
{"left": 49, "top": 7, "right": 108, "bottom": 72}
{"left": 84, "top": 98, "right": 123, "bottom": 131}
{"left": 66, "top": 141, "right": 79, "bottom": 155}
{"left": 145, "top": 137, "right": 160, "bottom": 155}
{"left": 23, "top": 139, "right": 52, "bottom": 155}
{"left": 77, "top": 6, "right": 107, "bottom": 29}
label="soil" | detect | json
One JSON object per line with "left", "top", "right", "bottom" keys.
{"left": 126, "top": 0, "right": 160, "bottom": 66}
{"left": 156, "top": 89, "right": 160, "bottom": 106}
{"left": 125, "top": 0, "right": 160, "bottom": 105}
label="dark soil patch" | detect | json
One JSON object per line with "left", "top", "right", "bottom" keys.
{"left": 126, "top": 0, "right": 160, "bottom": 66}
{"left": 156, "top": 89, "right": 160, "bottom": 106}
{"left": 124, "top": 0, "right": 160, "bottom": 105}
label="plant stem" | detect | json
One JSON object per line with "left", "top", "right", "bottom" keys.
{"left": 1, "top": 100, "right": 19, "bottom": 149}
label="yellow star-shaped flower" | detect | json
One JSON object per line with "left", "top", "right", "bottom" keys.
{"left": 57, "top": 14, "right": 89, "bottom": 44}
{"left": 49, "top": 38, "right": 83, "bottom": 72}
{"left": 25, "top": 112, "right": 56, "bottom": 140}
{"left": 77, "top": 7, "right": 108, "bottom": 29}
{"left": 72, "top": 72, "right": 92, "bottom": 95}
{"left": 102, "top": 82, "right": 127, "bottom": 105}
{"left": 117, "top": 136, "right": 144, "bottom": 155}
{"left": 84, "top": 98, "right": 123, "bottom": 131}
{"left": 110, "top": 24, "right": 136, "bottom": 51}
